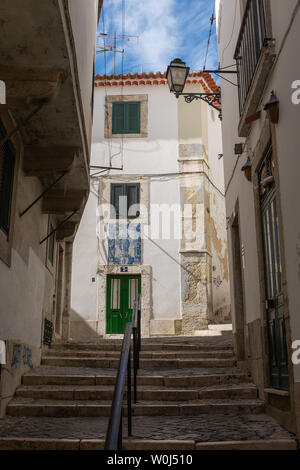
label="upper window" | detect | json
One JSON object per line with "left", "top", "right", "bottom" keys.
{"left": 105, "top": 94, "right": 148, "bottom": 139}
{"left": 234, "top": 0, "right": 267, "bottom": 115}
{"left": 0, "top": 120, "right": 16, "bottom": 238}
{"left": 112, "top": 102, "right": 141, "bottom": 135}
{"left": 111, "top": 183, "right": 140, "bottom": 219}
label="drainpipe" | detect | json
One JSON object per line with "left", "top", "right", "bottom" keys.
{"left": 62, "top": 241, "right": 73, "bottom": 340}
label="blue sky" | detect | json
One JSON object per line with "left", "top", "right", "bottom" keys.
{"left": 95, "top": 0, "right": 218, "bottom": 76}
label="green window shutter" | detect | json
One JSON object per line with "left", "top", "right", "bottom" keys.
{"left": 111, "top": 183, "right": 124, "bottom": 218}
{"left": 127, "top": 102, "right": 140, "bottom": 133}
{"left": 126, "top": 183, "right": 140, "bottom": 218}
{"left": 0, "top": 121, "right": 15, "bottom": 237}
{"left": 112, "top": 102, "right": 140, "bottom": 134}
{"left": 111, "top": 183, "right": 140, "bottom": 219}
{"left": 112, "top": 103, "right": 125, "bottom": 134}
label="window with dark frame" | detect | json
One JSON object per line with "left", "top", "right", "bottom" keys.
{"left": 111, "top": 183, "right": 140, "bottom": 219}
{"left": 112, "top": 102, "right": 141, "bottom": 134}
{"left": 0, "top": 120, "right": 16, "bottom": 239}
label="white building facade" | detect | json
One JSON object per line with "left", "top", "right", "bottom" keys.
{"left": 216, "top": 0, "right": 300, "bottom": 438}
{"left": 71, "top": 71, "right": 230, "bottom": 339}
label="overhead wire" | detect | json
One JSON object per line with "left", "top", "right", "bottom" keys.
{"left": 101, "top": 6, "right": 113, "bottom": 166}
{"left": 220, "top": 0, "right": 238, "bottom": 66}
{"left": 203, "top": 5, "right": 216, "bottom": 71}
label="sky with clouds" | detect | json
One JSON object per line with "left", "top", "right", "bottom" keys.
{"left": 95, "top": 0, "right": 218, "bottom": 76}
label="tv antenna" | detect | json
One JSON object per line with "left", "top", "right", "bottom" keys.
{"left": 96, "top": 32, "right": 139, "bottom": 75}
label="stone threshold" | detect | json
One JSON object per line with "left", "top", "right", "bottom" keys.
{"left": 264, "top": 388, "right": 290, "bottom": 397}
{"left": 0, "top": 437, "right": 297, "bottom": 451}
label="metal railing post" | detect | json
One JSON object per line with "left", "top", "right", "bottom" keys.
{"left": 118, "top": 414, "right": 122, "bottom": 450}
{"left": 105, "top": 294, "right": 142, "bottom": 450}
{"left": 133, "top": 327, "right": 138, "bottom": 403}
{"left": 127, "top": 345, "right": 132, "bottom": 437}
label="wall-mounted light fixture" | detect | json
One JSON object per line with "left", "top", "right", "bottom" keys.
{"left": 264, "top": 91, "right": 279, "bottom": 124}
{"left": 234, "top": 143, "right": 244, "bottom": 155}
{"left": 167, "top": 58, "right": 222, "bottom": 118}
{"left": 241, "top": 156, "right": 252, "bottom": 182}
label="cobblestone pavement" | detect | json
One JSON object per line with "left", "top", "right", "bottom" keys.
{"left": 0, "top": 414, "right": 293, "bottom": 442}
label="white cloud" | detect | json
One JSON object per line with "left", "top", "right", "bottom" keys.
{"left": 99, "top": 0, "right": 180, "bottom": 73}
{"left": 97, "top": 0, "right": 218, "bottom": 74}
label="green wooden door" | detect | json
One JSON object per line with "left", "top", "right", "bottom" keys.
{"left": 106, "top": 275, "right": 141, "bottom": 334}
{"left": 259, "top": 145, "right": 289, "bottom": 390}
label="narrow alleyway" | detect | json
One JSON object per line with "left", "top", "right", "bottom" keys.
{"left": 0, "top": 329, "right": 296, "bottom": 450}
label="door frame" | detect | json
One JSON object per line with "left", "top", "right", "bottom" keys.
{"left": 252, "top": 120, "right": 294, "bottom": 392}
{"left": 230, "top": 202, "right": 246, "bottom": 362}
{"left": 97, "top": 264, "right": 152, "bottom": 338}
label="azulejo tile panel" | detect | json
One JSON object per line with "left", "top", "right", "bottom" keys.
{"left": 108, "top": 223, "right": 141, "bottom": 265}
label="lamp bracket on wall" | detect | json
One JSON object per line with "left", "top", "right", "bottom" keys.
{"left": 175, "top": 92, "right": 222, "bottom": 118}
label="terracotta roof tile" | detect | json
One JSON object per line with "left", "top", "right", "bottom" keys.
{"left": 94, "top": 71, "right": 219, "bottom": 96}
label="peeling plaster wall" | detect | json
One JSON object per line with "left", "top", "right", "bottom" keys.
{"left": 206, "top": 99, "right": 231, "bottom": 321}
{"left": 177, "top": 84, "right": 230, "bottom": 330}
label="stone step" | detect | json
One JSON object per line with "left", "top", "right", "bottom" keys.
{"left": 194, "top": 330, "right": 223, "bottom": 337}
{"left": 23, "top": 371, "right": 250, "bottom": 387}
{"left": 6, "top": 398, "right": 265, "bottom": 417}
{"left": 49, "top": 342, "right": 233, "bottom": 352}
{"left": 44, "top": 349, "right": 234, "bottom": 359}
{"left": 41, "top": 356, "right": 236, "bottom": 369}
{"left": 0, "top": 437, "right": 296, "bottom": 451}
{"left": 208, "top": 324, "right": 233, "bottom": 331}
{"left": 15, "top": 383, "right": 257, "bottom": 401}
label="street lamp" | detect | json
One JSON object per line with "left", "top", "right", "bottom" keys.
{"left": 264, "top": 91, "right": 279, "bottom": 124}
{"left": 166, "top": 58, "right": 190, "bottom": 96}
{"left": 166, "top": 58, "right": 222, "bottom": 118}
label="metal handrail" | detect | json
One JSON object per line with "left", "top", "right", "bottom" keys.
{"left": 105, "top": 295, "right": 141, "bottom": 450}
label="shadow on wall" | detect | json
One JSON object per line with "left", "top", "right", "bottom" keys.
{"left": 69, "top": 309, "right": 102, "bottom": 341}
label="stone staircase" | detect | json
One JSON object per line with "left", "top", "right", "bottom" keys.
{"left": 0, "top": 335, "right": 297, "bottom": 450}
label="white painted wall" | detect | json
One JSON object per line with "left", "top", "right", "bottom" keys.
{"left": 71, "top": 180, "right": 99, "bottom": 334}
{"left": 67, "top": 0, "right": 99, "bottom": 148}
{"left": 92, "top": 85, "right": 179, "bottom": 173}
{"left": 216, "top": 0, "right": 261, "bottom": 328}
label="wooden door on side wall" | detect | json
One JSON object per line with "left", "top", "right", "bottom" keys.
{"left": 106, "top": 275, "right": 141, "bottom": 334}
{"left": 259, "top": 145, "right": 289, "bottom": 390}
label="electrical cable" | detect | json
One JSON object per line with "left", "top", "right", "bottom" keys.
{"left": 213, "top": 72, "right": 238, "bottom": 87}
{"left": 203, "top": 5, "right": 216, "bottom": 71}
{"left": 101, "top": 6, "right": 113, "bottom": 166}
{"left": 94, "top": 170, "right": 225, "bottom": 198}
{"left": 220, "top": 0, "right": 238, "bottom": 66}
